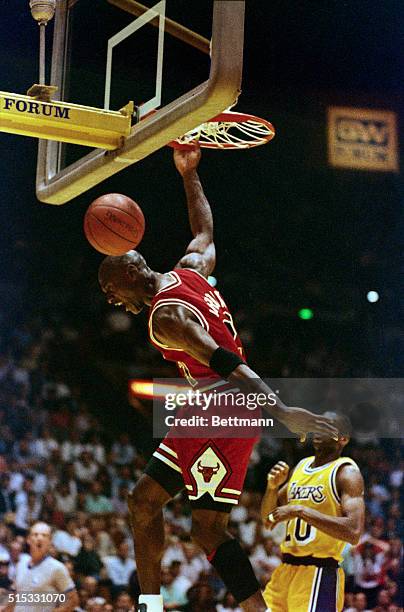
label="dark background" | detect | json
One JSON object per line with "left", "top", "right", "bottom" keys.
{"left": 0, "top": 0, "right": 402, "bottom": 379}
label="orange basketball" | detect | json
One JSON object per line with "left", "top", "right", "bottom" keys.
{"left": 84, "top": 193, "right": 145, "bottom": 256}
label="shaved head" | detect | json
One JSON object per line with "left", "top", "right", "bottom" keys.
{"left": 98, "top": 250, "right": 148, "bottom": 285}
{"left": 98, "top": 250, "right": 158, "bottom": 314}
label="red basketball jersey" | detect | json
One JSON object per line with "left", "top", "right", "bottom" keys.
{"left": 148, "top": 268, "right": 245, "bottom": 381}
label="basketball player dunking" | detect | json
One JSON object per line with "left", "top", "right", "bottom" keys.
{"left": 98, "top": 146, "right": 339, "bottom": 612}
{"left": 262, "top": 412, "right": 365, "bottom": 612}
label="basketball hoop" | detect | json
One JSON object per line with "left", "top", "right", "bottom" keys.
{"left": 168, "top": 110, "right": 275, "bottom": 150}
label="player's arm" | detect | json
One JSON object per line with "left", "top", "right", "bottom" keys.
{"left": 260, "top": 462, "right": 291, "bottom": 525}
{"left": 174, "top": 146, "right": 216, "bottom": 278}
{"left": 268, "top": 464, "right": 365, "bottom": 545}
{"left": 152, "top": 306, "right": 339, "bottom": 440}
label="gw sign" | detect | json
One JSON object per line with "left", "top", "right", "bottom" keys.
{"left": 328, "top": 107, "right": 399, "bottom": 172}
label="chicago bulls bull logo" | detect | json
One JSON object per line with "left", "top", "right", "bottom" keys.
{"left": 188, "top": 444, "right": 231, "bottom": 501}
{"left": 197, "top": 460, "right": 220, "bottom": 483}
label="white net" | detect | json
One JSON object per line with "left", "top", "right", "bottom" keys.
{"left": 172, "top": 110, "right": 275, "bottom": 149}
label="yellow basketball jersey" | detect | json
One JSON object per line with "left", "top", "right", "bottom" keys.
{"left": 280, "top": 455, "right": 358, "bottom": 561}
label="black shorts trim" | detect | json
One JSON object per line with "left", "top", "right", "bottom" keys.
{"left": 189, "top": 492, "right": 234, "bottom": 513}
{"left": 144, "top": 454, "right": 184, "bottom": 498}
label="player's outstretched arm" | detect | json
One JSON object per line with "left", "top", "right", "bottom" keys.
{"left": 173, "top": 145, "right": 216, "bottom": 278}
{"left": 268, "top": 464, "right": 365, "bottom": 545}
{"left": 152, "top": 305, "right": 339, "bottom": 440}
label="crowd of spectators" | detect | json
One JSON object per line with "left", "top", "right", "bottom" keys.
{"left": 0, "top": 308, "right": 402, "bottom": 611}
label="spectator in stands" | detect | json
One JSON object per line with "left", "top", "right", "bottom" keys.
{"left": 368, "top": 475, "right": 391, "bottom": 518}
{"left": 374, "top": 589, "right": 392, "bottom": 612}
{"left": 0, "top": 426, "right": 15, "bottom": 456}
{"left": 55, "top": 481, "right": 77, "bottom": 515}
{"left": 113, "top": 590, "right": 133, "bottom": 611}
{"left": 0, "top": 473, "right": 15, "bottom": 518}
{"left": 61, "top": 430, "right": 83, "bottom": 464}
{"left": 111, "top": 485, "right": 129, "bottom": 516}
{"left": 249, "top": 538, "right": 281, "bottom": 580}
{"left": 73, "top": 404, "right": 92, "bottom": 436}
{"left": 344, "top": 591, "right": 372, "bottom": 611}
{"left": 14, "top": 490, "right": 42, "bottom": 533}
{"left": 160, "top": 567, "right": 188, "bottom": 610}
{"left": 177, "top": 541, "right": 210, "bottom": 585}
{"left": 7, "top": 540, "right": 28, "bottom": 582}
{"left": 77, "top": 587, "right": 90, "bottom": 611}
{"left": 14, "top": 475, "right": 34, "bottom": 509}
{"left": 74, "top": 451, "right": 99, "bottom": 486}
{"left": 31, "top": 464, "right": 49, "bottom": 496}
{"left": 85, "top": 482, "right": 113, "bottom": 515}
{"left": 29, "top": 426, "right": 59, "bottom": 460}
{"left": 111, "top": 433, "right": 136, "bottom": 466}
{"left": 85, "top": 432, "right": 106, "bottom": 466}
{"left": 53, "top": 517, "right": 82, "bottom": 557}
{"left": 182, "top": 583, "right": 217, "bottom": 612}
{"left": 164, "top": 499, "right": 192, "bottom": 534}
{"left": 74, "top": 534, "right": 103, "bottom": 578}
{"left": 217, "top": 591, "right": 243, "bottom": 612}
{"left": 354, "top": 542, "right": 384, "bottom": 608}
{"left": 167, "top": 560, "right": 192, "bottom": 602}
{"left": 0, "top": 552, "right": 12, "bottom": 590}
{"left": 81, "top": 575, "right": 99, "bottom": 599}
{"left": 110, "top": 465, "right": 135, "bottom": 499}
{"left": 85, "top": 596, "right": 106, "bottom": 612}
{"left": 60, "top": 463, "right": 78, "bottom": 498}
{"left": 381, "top": 537, "right": 402, "bottom": 585}
{"left": 43, "top": 463, "right": 60, "bottom": 492}
{"left": 102, "top": 541, "right": 136, "bottom": 596}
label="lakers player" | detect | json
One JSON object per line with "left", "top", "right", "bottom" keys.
{"left": 261, "top": 412, "right": 365, "bottom": 612}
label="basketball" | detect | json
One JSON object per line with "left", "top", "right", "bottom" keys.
{"left": 84, "top": 193, "right": 145, "bottom": 256}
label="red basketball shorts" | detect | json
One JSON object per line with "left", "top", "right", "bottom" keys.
{"left": 147, "top": 435, "right": 258, "bottom": 511}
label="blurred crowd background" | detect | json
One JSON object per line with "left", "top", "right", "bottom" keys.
{"left": 0, "top": 293, "right": 402, "bottom": 612}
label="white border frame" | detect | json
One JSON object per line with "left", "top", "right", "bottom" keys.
{"left": 104, "top": 0, "right": 165, "bottom": 117}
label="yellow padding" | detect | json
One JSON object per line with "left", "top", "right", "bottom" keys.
{"left": 0, "top": 91, "right": 133, "bottom": 150}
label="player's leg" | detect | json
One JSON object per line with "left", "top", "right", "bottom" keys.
{"left": 128, "top": 451, "right": 184, "bottom": 595}
{"left": 178, "top": 436, "right": 267, "bottom": 610}
{"left": 286, "top": 564, "right": 342, "bottom": 612}
{"left": 336, "top": 567, "right": 345, "bottom": 612}
{"left": 262, "top": 563, "right": 291, "bottom": 612}
{"left": 191, "top": 508, "right": 268, "bottom": 612}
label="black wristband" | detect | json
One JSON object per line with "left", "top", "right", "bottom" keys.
{"left": 209, "top": 347, "right": 244, "bottom": 378}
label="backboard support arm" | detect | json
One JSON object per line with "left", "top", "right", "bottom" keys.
{"left": 107, "top": 0, "right": 211, "bottom": 55}
{"left": 35, "top": 0, "right": 245, "bottom": 205}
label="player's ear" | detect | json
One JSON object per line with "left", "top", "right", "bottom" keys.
{"left": 339, "top": 435, "right": 350, "bottom": 447}
{"left": 126, "top": 263, "right": 137, "bottom": 280}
